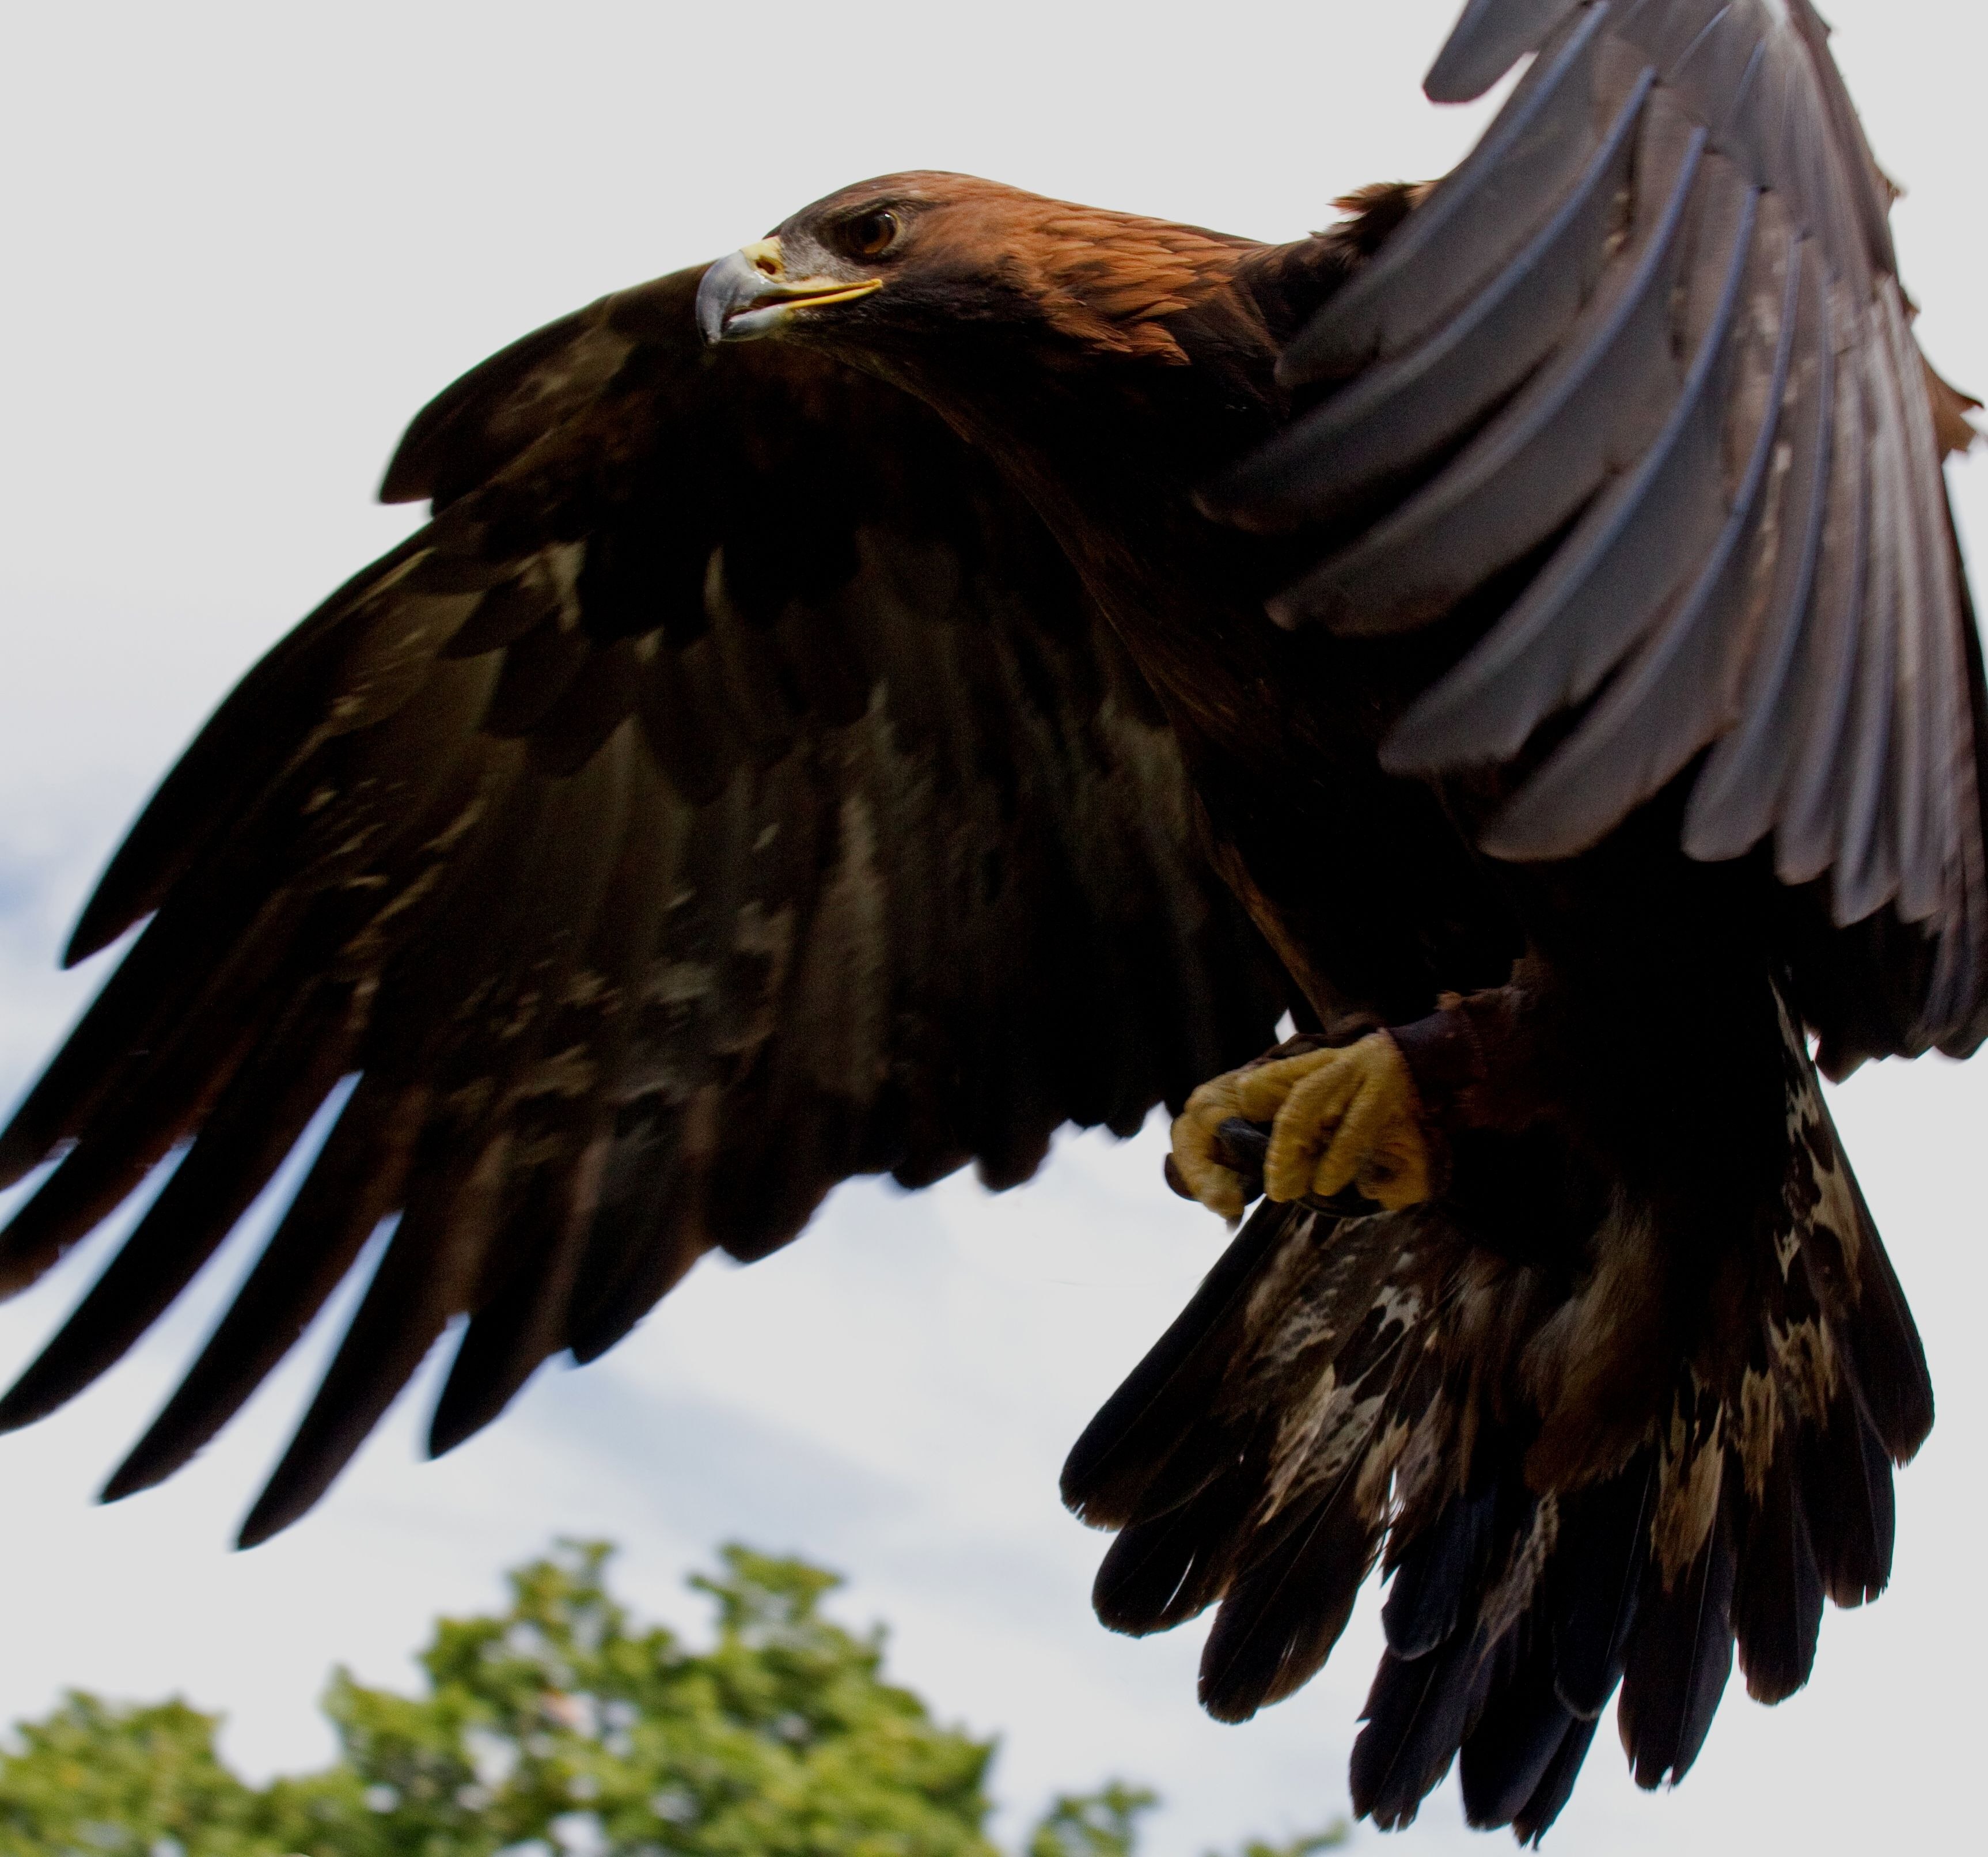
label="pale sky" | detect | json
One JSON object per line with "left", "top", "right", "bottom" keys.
{"left": 0, "top": 4, "right": 1983, "bottom": 1854}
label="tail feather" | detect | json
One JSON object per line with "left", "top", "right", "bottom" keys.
{"left": 1062, "top": 989, "right": 1930, "bottom": 1842}
{"left": 1382, "top": 1484, "right": 1501, "bottom": 1659}
{"left": 1352, "top": 1635, "right": 1494, "bottom": 1828}
{"left": 1828, "top": 1162, "right": 1934, "bottom": 1458}
{"left": 1800, "top": 1384, "right": 1896, "bottom": 1606}
{"left": 1093, "top": 1477, "right": 1246, "bottom": 1636}
{"left": 1732, "top": 1453, "right": 1825, "bottom": 1703}
{"left": 1198, "top": 1489, "right": 1376, "bottom": 1723}
{"left": 1458, "top": 1629, "right": 1577, "bottom": 1830}
{"left": 1546, "top": 1458, "right": 1651, "bottom": 1718}
{"left": 1511, "top": 1713, "right": 1599, "bottom": 1844}
{"left": 1617, "top": 1503, "right": 1737, "bottom": 1789}
{"left": 1060, "top": 1197, "right": 1366, "bottom": 1530}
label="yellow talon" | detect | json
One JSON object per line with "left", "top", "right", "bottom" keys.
{"left": 1168, "top": 1033, "right": 1433, "bottom": 1219}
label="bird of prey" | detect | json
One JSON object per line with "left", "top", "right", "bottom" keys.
{"left": 0, "top": 0, "right": 1976, "bottom": 1840}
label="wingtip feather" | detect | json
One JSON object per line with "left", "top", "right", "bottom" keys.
{"left": 1425, "top": 0, "right": 1582, "bottom": 103}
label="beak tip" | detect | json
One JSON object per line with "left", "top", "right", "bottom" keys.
{"left": 695, "top": 253, "right": 752, "bottom": 346}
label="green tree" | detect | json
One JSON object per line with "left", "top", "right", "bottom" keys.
{"left": 0, "top": 1693, "right": 288, "bottom": 1857}
{"left": 0, "top": 1542, "right": 1346, "bottom": 1857}
{"left": 1029, "top": 1782, "right": 1156, "bottom": 1857}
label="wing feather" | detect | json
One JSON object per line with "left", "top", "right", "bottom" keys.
{"left": 1223, "top": 67, "right": 1653, "bottom": 533}
{"left": 0, "top": 271, "right": 1284, "bottom": 1538}
{"left": 1288, "top": 3, "right": 1620, "bottom": 384}
{"left": 1273, "top": 112, "right": 1714, "bottom": 634}
{"left": 1217, "top": 0, "right": 1984, "bottom": 1058}
{"left": 1475, "top": 212, "right": 1802, "bottom": 858}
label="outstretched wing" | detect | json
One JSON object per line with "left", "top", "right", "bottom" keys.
{"left": 0, "top": 267, "right": 1283, "bottom": 1543}
{"left": 1209, "top": 0, "right": 1987, "bottom": 1056}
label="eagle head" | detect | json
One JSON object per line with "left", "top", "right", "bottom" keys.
{"left": 697, "top": 172, "right": 1258, "bottom": 364}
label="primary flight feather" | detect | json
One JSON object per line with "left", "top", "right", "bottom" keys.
{"left": 1, "top": 0, "right": 1975, "bottom": 1840}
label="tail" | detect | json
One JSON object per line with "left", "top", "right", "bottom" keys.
{"left": 1060, "top": 1022, "right": 1930, "bottom": 1842}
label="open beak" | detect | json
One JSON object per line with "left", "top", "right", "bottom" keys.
{"left": 696, "top": 238, "right": 883, "bottom": 344}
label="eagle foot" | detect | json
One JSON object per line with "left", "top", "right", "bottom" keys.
{"left": 1168, "top": 1033, "right": 1432, "bottom": 1221}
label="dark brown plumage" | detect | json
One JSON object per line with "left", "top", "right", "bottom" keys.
{"left": 0, "top": 0, "right": 1971, "bottom": 1840}
{"left": 0, "top": 282, "right": 1287, "bottom": 1537}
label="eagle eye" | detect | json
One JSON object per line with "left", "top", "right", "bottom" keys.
{"left": 843, "top": 209, "right": 900, "bottom": 260}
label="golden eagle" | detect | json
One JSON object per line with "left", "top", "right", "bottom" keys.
{"left": 0, "top": 0, "right": 1975, "bottom": 1840}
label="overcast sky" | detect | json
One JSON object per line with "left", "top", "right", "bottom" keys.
{"left": 1, "top": 3, "right": 1983, "bottom": 1853}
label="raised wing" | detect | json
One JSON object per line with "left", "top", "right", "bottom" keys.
{"left": 1208, "top": 0, "right": 1987, "bottom": 1058}
{"left": 0, "top": 269, "right": 1283, "bottom": 1543}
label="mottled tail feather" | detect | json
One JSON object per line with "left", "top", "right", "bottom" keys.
{"left": 1198, "top": 1492, "right": 1376, "bottom": 1723}
{"left": 1060, "top": 1201, "right": 1295, "bottom": 1530}
{"left": 1063, "top": 1016, "right": 1929, "bottom": 1842}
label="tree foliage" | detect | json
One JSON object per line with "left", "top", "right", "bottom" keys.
{"left": 0, "top": 1542, "right": 1345, "bottom": 1857}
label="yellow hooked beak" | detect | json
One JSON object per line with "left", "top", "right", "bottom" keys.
{"left": 696, "top": 237, "right": 884, "bottom": 343}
